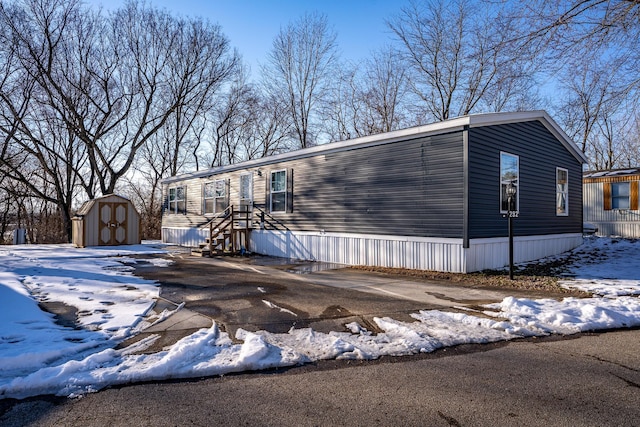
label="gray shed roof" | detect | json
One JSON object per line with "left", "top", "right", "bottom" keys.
{"left": 74, "top": 194, "right": 133, "bottom": 216}
{"left": 163, "top": 110, "right": 588, "bottom": 184}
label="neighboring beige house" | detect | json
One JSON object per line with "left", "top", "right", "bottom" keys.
{"left": 584, "top": 169, "right": 640, "bottom": 237}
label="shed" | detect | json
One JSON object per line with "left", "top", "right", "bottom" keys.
{"left": 583, "top": 168, "right": 640, "bottom": 237}
{"left": 161, "top": 111, "right": 587, "bottom": 273}
{"left": 72, "top": 194, "right": 141, "bottom": 247}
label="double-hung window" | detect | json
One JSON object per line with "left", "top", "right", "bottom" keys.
{"left": 203, "top": 179, "right": 228, "bottom": 214}
{"left": 202, "top": 179, "right": 229, "bottom": 215}
{"left": 270, "top": 170, "right": 286, "bottom": 212}
{"left": 168, "top": 186, "right": 186, "bottom": 214}
{"left": 500, "top": 152, "right": 519, "bottom": 212}
{"left": 203, "top": 182, "right": 215, "bottom": 214}
{"left": 556, "top": 168, "right": 568, "bottom": 215}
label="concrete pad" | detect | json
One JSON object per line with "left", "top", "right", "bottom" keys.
{"left": 304, "top": 269, "right": 512, "bottom": 306}
{"left": 144, "top": 308, "right": 213, "bottom": 333}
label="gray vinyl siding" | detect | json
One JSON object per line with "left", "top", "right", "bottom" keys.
{"left": 162, "top": 119, "right": 583, "bottom": 242}
{"left": 260, "top": 132, "right": 465, "bottom": 237}
{"left": 162, "top": 132, "right": 465, "bottom": 238}
{"left": 162, "top": 170, "right": 265, "bottom": 229}
{"left": 468, "top": 121, "right": 583, "bottom": 238}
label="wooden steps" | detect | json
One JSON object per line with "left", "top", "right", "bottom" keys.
{"left": 192, "top": 205, "right": 252, "bottom": 257}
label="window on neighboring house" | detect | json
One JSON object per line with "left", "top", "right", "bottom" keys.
{"left": 556, "top": 168, "right": 568, "bottom": 215}
{"left": 611, "top": 182, "right": 630, "bottom": 210}
{"left": 270, "top": 170, "right": 286, "bottom": 212}
{"left": 500, "top": 152, "right": 519, "bottom": 212}
{"left": 168, "top": 186, "right": 186, "bottom": 214}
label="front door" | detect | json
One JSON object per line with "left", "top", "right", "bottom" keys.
{"left": 239, "top": 173, "right": 253, "bottom": 227}
{"left": 240, "top": 173, "right": 253, "bottom": 209}
{"left": 98, "top": 202, "right": 128, "bottom": 245}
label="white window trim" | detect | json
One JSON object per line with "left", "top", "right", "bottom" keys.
{"left": 203, "top": 181, "right": 215, "bottom": 216}
{"left": 203, "top": 179, "right": 228, "bottom": 215}
{"left": 499, "top": 152, "right": 519, "bottom": 213}
{"left": 240, "top": 172, "right": 253, "bottom": 206}
{"left": 168, "top": 185, "right": 186, "bottom": 214}
{"left": 270, "top": 169, "right": 287, "bottom": 213}
{"left": 556, "top": 167, "right": 569, "bottom": 216}
{"left": 213, "top": 179, "right": 227, "bottom": 214}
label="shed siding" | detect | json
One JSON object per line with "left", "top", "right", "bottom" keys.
{"left": 72, "top": 194, "right": 140, "bottom": 247}
{"left": 468, "top": 121, "right": 583, "bottom": 238}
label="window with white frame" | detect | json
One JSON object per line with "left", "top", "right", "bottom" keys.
{"left": 168, "top": 186, "right": 186, "bottom": 214}
{"left": 556, "top": 168, "right": 568, "bottom": 215}
{"left": 240, "top": 173, "right": 253, "bottom": 208}
{"left": 270, "top": 170, "right": 286, "bottom": 212}
{"left": 203, "top": 180, "right": 228, "bottom": 214}
{"left": 203, "top": 182, "right": 215, "bottom": 214}
{"left": 611, "top": 182, "right": 630, "bottom": 209}
{"left": 500, "top": 152, "right": 519, "bottom": 212}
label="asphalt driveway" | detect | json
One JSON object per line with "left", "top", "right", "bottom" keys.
{"left": 127, "top": 250, "right": 565, "bottom": 352}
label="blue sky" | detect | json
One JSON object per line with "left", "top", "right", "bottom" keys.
{"left": 86, "top": 0, "right": 412, "bottom": 75}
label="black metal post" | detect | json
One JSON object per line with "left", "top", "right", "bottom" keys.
{"left": 508, "top": 212, "right": 514, "bottom": 280}
{"left": 506, "top": 180, "right": 517, "bottom": 280}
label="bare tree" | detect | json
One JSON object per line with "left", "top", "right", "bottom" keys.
{"left": 511, "top": 0, "right": 640, "bottom": 58}
{"left": 262, "top": 12, "right": 338, "bottom": 148}
{"left": 389, "top": 0, "right": 536, "bottom": 122}
{"left": 0, "top": 0, "right": 238, "bottom": 241}
{"left": 359, "top": 46, "right": 410, "bottom": 134}
{"left": 509, "top": 0, "right": 640, "bottom": 168}
{"left": 246, "top": 93, "right": 292, "bottom": 159}
{"left": 325, "top": 47, "right": 411, "bottom": 141}
{"left": 323, "top": 62, "right": 361, "bottom": 141}
{"left": 0, "top": 0, "right": 89, "bottom": 240}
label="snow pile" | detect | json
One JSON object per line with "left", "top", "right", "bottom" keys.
{"left": 1, "top": 237, "right": 639, "bottom": 399}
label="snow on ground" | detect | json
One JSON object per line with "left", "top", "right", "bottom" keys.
{"left": 1, "top": 237, "right": 640, "bottom": 399}
{"left": 559, "top": 237, "right": 640, "bottom": 296}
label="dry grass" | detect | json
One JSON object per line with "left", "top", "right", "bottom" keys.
{"left": 350, "top": 255, "right": 591, "bottom": 297}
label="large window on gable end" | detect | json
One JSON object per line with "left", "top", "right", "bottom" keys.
{"left": 556, "top": 168, "right": 568, "bottom": 216}
{"left": 270, "top": 170, "right": 286, "bottom": 212}
{"left": 611, "top": 182, "right": 630, "bottom": 210}
{"left": 500, "top": 152, "right": 519, "bottom": 212}
{"left": 168, "top": 186, "right": 186, "bottom": 214}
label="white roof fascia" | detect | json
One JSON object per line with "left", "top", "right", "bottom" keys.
{"left": 162, "top": 110, "right": 587, "bottom": 184}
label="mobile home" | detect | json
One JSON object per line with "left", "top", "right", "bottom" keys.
{"left": 161, "top": 111, "right": 587, "bottom": 273}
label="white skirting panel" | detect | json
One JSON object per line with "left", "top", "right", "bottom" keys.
{"left": 465, "top": 233, "right": 583, "bottom": 272}
{"left": 593, "top": 222, "right": 640, "bottom": 238}
{"left": 161, "top": 227, "right": 209, "bottom": 247}
{"left": 249, "top": 230, "right": 584, "bottom": 273}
